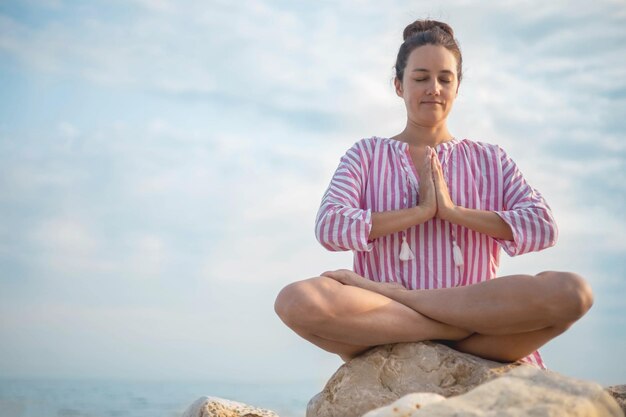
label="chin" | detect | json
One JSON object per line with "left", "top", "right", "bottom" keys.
{"left": 415, "top": 117, "right": 445, "bottom": 127}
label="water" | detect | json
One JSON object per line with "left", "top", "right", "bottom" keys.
{"left": 0, "top": 378, "right": 321, "bottom": 417}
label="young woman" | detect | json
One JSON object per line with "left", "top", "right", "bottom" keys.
{"left": 274, "top": 19, "right": 593, "bottom": 368}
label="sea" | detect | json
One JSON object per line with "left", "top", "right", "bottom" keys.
{"left": 0, "top": 378, "right": 321, "bottom": 417}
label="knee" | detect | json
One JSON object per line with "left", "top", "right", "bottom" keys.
{"left": 537, "top": 271, "right": 594, "bottom": 324}
{"left": 274, "top": 277, "right": 340, "bottom": 328}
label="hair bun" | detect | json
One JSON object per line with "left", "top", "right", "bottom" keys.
{"left": 402, "top": 19, "right": 455, "bottom": 41}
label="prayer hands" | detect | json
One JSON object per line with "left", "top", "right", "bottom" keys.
{"left": 431, "top": 149, "right": 457, "bottom": 221}
{"left": 417, "top": 148, "right": 437, "bottom": 218}
{"left": 418, "top": 146, "right": 456, "bottom": 221}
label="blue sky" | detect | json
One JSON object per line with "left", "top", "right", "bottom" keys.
{"left": 0, "top": 0, "right": 624, "bottom": 386}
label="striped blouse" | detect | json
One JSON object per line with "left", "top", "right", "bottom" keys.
{"left": 314, "top": 137, "right": 558, "bottom": 368}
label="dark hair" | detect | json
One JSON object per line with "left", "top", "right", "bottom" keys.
{"left": 395, "top": 20, "right": 463, "bottom": 84}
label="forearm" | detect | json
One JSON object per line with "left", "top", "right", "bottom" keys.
{"left": 369, "top": 206, "right": 433, "bottom": 240}
{"left": 446, "top": 206, "right": 514, "bottom": 241}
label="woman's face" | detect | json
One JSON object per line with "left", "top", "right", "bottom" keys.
{"left": 394, "top": 44, "right": 459, "bottom": 128}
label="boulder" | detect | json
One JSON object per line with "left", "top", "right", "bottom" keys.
{"left": 607, "top": 385, "right": 626, "bottom": 415}
{"left": 181, "top": 396, "right": 279, "bottom": 417}
{"left": 362, "top": 393, "right": 447, "bottom": 416}
{"left": 306, "top": 341, "right": 520, "bottom": 417}
{"left": 363, "top": 366, "right": 623, "bottom": 417}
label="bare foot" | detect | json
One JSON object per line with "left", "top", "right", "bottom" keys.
{"left": 321, "top": 269, "right": 407, "bottom": 298}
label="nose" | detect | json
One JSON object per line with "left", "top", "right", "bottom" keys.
{"left": 426, "top": 79, "right": 441, "bottom": 95}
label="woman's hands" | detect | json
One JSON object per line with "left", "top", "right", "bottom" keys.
{"left": 368, "top": 145, "right": 513, "bottom": 241}
{"left": 417, "top": 148, "right": 437, "bottom": 218}
{"left": 367, "top": 148, "right": 439, "bottom": 240}
{"left": 419, "top": 147, "right": 456, "bottom": 221}
{"left": 427, "top": 148, "right": 514, "bottom": 240}
{"left": 430, "top": 149, "right": 457, "bottom": 221}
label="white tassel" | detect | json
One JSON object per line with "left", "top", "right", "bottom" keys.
{"left": 399, "top": 235, "right": 415, "bottom": 261}
{"left": 452, "top": 240, "right": 464, "bottom": 267}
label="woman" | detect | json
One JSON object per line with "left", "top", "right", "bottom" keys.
{"left": 274, "top": 19, "right": 593, "bottom": 368}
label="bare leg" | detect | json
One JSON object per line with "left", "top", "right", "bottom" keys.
{"left": 321, "top": 269, "right": 593, "bottom": 362}
{"left": 290, "top": 328, "right": 371, "bottom": 362}
{"left": 274, "top": 276, "right": 472, "bottom": 360}
{"left": 449, "top": 324, "right": 571, "bottom": 362}
{"left": 323, "top": 270, "right": 593, "bottom": 336}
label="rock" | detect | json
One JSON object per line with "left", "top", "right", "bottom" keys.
{"left": 306, "top": 341, "right": 521, "bottom": 417}
{"left": 376, "top": 366, "right": 622, "bottom": 417}
{"left": 362, "top": 393, "right": 446, "bottom": 417}
{"left": 181, "top": 396, "right": 279, "bottom": 417}
{"left": 607, "top": 385, "right": 626, "bottom": 415}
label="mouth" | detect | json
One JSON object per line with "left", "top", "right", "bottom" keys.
{"left": 421, "top": 101, "right": 443, "bottom": 104}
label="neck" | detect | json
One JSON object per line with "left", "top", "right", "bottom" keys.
{"left": 393, "top": 122, "right": 453, "bottom": 147}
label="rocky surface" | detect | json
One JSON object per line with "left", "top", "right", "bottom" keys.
{"left": 607, "top": 385, "right": 626, "bottom": 415}
{"left": 306, "top": 341, "right": 520, "bottom": 417}
{"left": 362, "top": 366, "right": 623, "bottom": 417}
{"left": 362, "top": 393, "right": 447, "bottom": 417}
{"left": 180, "top": 342, "right": 624, "bottom": 417}
{"left": 181, "top": 396, "right": 279, "bottom": 417}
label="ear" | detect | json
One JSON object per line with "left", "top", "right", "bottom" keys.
{"left": 394, "top": 77, "right": 403, "bottom": 97}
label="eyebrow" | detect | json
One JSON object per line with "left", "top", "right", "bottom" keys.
{"left": 411, "top": 68, "right": 455, "bottom": 75}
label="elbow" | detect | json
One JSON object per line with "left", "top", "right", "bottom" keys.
{"left": 545, "top": 220, "right": 559, "bottom": 249}
{"left": 314, "top": 220, "right": 343, "bottom": 252}
{"left": 547, "top": 232, "right": 558, "bottom": 249}
{"left": 315, "top": 232, "right": 337, "bottom": 252}
{"left": 314, "top": 211, "right": 333, "bottom": 250}
{"left": 314, "top": 228, "right": 331, "bottom": 250}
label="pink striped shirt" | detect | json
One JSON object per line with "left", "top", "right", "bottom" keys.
{"left": 315, "top": 137, "right": 558, "bottom": 368}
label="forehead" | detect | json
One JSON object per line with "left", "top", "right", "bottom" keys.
{"left": 406, "top": 44, "right": 458, "bottom": 72}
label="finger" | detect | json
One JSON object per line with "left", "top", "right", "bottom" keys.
{"left": 432, "top": 155, "right": 444, "bottom": 180}
{"left": 431, "top": 155, "right": 440, "bottom": 184}
{"left": 431, "top": 152, "right": 441, "bottom": 169}
{"left": 321, "top": 269, "right": 352, "bottom": 279}
{"left": 420, "top": 148, "right": 432, "bottom": 176}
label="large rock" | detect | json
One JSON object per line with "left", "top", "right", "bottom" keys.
{"left": 306, "top": 341, "right": 521, "bottom": 417}
{"left": 607, "top": 385, "right": 626, "bottom": 415}
{"left": 181, "top": 396, "right": 279, "bottom": 417}
{"left": 364, "top": 366, "right": 623, "bottom": 417}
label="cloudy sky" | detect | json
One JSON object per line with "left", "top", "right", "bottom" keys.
{"left": 0, "top": 0, "right": 624, "bottom": 387}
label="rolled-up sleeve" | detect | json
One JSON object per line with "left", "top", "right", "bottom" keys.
{"left": 494, "top": 146, "right": 558, "bottom": 256}
{"left": 315, "top": 141, "right": 374, "bottom": 252}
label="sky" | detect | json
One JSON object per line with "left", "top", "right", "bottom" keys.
{"left": 0, "top": 0, "right": 624, "bottom": 387}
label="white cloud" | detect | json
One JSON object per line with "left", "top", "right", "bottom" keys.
{"left": 58, "top": 121, "right": 79, "bottom": 139}
{"left": 29, "top": 217, "right": 117, "bottom": 274}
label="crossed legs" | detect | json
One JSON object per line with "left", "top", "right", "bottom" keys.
{"left": 274, "top": 270, "right": 593, "bottom": 363}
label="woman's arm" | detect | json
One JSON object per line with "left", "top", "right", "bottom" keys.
{"left": 369, "top": 206, "right": 434, "bottom": 240}
{"left": 431, "top": 153, "right": 514, "bottom": 240}
{"left": 315, "top": 141, "right": 373, "bottom": 252}
{"left": 443, "top": 206, "right": 513, "bottom": 240}
{"left": 369, "top": 147, "right": 438, "bottom": 240}
{"left": 431, "top": 147, "right": 556, "bottom": 250}
{"left": 493, "top": 147, "right": 558, "bottom": 255}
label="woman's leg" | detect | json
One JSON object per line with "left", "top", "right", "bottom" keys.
{"left": 448, "top": 324, "right": 571, "bottom": 362}
{"left": 289, "top": 328, "right": 371, "bottom": 362}
{"left": 321, "top": 269, "right": 593, "bottom": 362}
{"left": 323, "top": 270, "right": 593, "bottom": 335}
{"left": 274, "top": 276, "right": 472, "bottom": 360}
